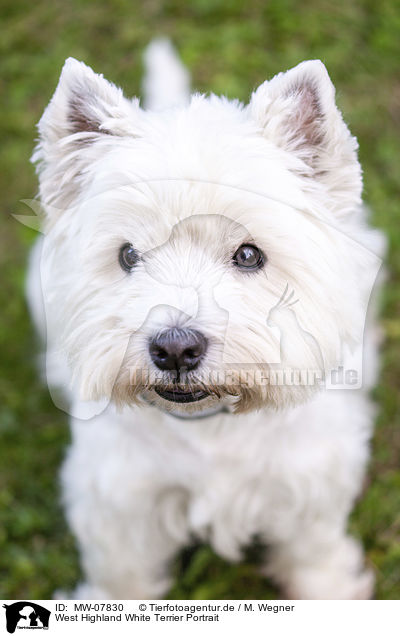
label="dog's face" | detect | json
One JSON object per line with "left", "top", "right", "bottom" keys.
{"left": 34, "top": 58, "right": 369, "bottom": 416}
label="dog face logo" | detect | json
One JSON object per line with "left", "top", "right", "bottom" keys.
{"left": 2, "top": 603, "right": 50, "bottom": 634}
{"left": 20, "top": 176, "right": 383, "bottom": 420}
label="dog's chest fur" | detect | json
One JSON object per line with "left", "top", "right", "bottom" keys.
{"left": 64, "top": 386, "right": 372, "bottom": 562}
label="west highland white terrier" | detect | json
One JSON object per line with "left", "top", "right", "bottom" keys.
{"left": 27, "top": 40, "right": 385, "bottom": 599}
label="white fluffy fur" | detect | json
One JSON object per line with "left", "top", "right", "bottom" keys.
{"left": 27, "top": 42, "right": 385, "bottom": 599}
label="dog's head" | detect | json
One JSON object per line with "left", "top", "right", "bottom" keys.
{"left": 33, "top": 58, "right": 372, "bottom": 416}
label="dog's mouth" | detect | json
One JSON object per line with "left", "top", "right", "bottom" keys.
{"left": 154, "top": 386, "right": 210, "bottom": 403}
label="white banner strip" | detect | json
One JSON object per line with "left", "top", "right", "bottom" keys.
{"left": 1, "top": 599, "right": 399, "bottom": 635}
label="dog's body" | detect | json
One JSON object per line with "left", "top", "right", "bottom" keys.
{"left": 28, "top": 41, "right": 385, "bottom": 599}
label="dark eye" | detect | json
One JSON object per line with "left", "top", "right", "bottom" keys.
{"left": 119, "top": 243, "right": 139, "bottom": 272}
{"left": 233, "top": 244, "right": 265, "bottom": 270}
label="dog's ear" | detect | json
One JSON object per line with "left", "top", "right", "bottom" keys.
{"left": 32, "top": 59, "right": 140, "bottom": 212}
{"left": 249, "top": 60, "right": 362, "bottom": 214}
{"left": 38, "top": 57, "right": 138, "bottom": 141}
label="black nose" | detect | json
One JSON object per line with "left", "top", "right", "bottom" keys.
{"left": 149, "top": 328, "right": 208, "bottom": 372}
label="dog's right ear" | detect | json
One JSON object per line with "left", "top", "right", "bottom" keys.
{"left": 32, "top": 58, "right": 141, "bottom": 212}
{"left": 249, "top": 61, "right": 362, "bottom": 217}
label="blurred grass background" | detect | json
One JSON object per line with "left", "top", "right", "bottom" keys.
{"left": 0, "top": 0, "right": 399, "bottom": 599}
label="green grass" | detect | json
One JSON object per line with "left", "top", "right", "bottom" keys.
{"left": 0, "top": 0, "right": 399, "bottom": 600}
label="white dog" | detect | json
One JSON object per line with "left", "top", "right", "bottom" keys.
{"left": 27, "top": 40, "right": 385, "bottom": 599}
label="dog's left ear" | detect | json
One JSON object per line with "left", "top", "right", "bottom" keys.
{"left": 249, "top": 61, "right": 362, "bottom": 214}
{"left": 38, "top": 57, "right": 139, "bottom": 143}
{"left": 33, "top": 58, "right": 141, "bottom": 212}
